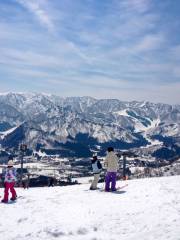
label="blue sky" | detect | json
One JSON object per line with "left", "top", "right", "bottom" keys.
{"left": 0, "top": 0, "right": 180, "bottom": 104}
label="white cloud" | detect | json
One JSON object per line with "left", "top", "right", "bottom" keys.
{"left": 16, "top": 0, "right": 54, "bottom": 32}
{"left": 0, "top": 0, "right": 179, "bottom": 104}
{"left": 134, "top": 34, "right": 165, "bottom": 52}
{"left": 120, "top": 0, "right": 151, "bottom": 13}
{"left": 170, "top": 45, "right": 180, "bottom": 60}
{"left": 173, "top": 67, "right": 180, "bottom": 78}
{"left": 66, "top": 41, "right": 93, "bottom": 64}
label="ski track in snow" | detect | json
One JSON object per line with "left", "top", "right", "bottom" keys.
{"left": 0, "top": 176, "right": 180, "bottom": 240}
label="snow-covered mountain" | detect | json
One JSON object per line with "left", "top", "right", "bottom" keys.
{"left": 0, "top": 92, "right": 179, "bottom": 158}
{"left": 0, "top": 176, "right": 180, "bottom": 240}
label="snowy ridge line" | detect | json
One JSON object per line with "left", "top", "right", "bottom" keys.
{"left": 0, "top": 92, "right": 179, "bottom": 158}
{"left": 1, "top": 92, "right": 179, "bottom": 106}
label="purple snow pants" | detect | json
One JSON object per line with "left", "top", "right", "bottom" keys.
{"left": 105, "top": 172, "right": 117, "bottom": 191}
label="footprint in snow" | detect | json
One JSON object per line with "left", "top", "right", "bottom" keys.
{"left": 18, "top": 217, "right": 28, "bottom": 223}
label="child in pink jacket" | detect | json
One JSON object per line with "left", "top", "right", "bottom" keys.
{"left": 1, "top": 160, "right": 17, "bottom": 203}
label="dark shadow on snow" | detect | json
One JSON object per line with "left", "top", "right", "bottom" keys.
{"left": 111, "top": 190, "right": 126, "bottom": 194}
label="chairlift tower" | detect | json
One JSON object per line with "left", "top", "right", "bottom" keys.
{"left": 19, "top": 144, "right": 27, "bottom": 186}
{"left": 121, "top": 151, "right": 135, "bottom": 180}
{"left": 122, "top": 152, "right": 128, "bottom": 180}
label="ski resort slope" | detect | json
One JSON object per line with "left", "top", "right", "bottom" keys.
{"left": 0, "top": 176, "right": 180, "bottom": 240}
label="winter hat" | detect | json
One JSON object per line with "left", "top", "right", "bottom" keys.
{"left": 7, "top": 160, "right": 14, "bottom": 167}
{"left": 107, "top": 147, "right": 114, "bottom": 152}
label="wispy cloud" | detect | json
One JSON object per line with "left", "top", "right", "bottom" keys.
{"left": 16, "top": 0, "right": 55, "bottom": 32}
{"left": 134, "top": 33, "right": 166, "bottom": 52}
{"left": 0, "top": 0, "right": 180, "bottom": 104}
{"left": 120, "top": 0, "right": 151, "bottom": 13}
{"left": 170, "top": 45, "right": 180, "bottom": 60}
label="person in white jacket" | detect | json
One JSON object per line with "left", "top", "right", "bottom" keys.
{"left": 104, "top": 147, "right": 119, "bottom": 191}
{"left": 90, "top": 155, "right": 102, "bottom": 190}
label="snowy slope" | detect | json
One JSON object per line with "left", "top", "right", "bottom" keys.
{"left": 0, "top": 125, "right": 19, "bottom": 140}
{"left": 114, "top": 109, "right": 163, "bottom": 146}
{"left": 0, "top": 176, "right": 180, "bottom": 240}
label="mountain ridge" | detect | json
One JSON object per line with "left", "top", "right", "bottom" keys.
{"left": 0, "top": 92, "right": 179, "bottom": 159}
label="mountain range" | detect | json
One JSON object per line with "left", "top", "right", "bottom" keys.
{"left": 0, "top": 92, "right": 179, "bottom": 159}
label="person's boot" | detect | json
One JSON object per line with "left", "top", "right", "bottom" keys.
{"left": 1, "top": 199, "right": 8, "bottom": 203}
{"left": 10, "top": 197, "right": 17, "bottom": 201}
{"left": 111, "top": 189, "right": 117, "bottom": 192}
{"left": 105, "top": 189, "right": 110, "bottom": 192}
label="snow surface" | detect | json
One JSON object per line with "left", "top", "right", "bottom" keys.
{"left": 115, "top": 109, "right": 162, "bottom": 146}
{"left": 115, "top": 109, "right": 129, "bottom": 117}
{"left": 0, "top": 176, "right": 180, "bottom": 240}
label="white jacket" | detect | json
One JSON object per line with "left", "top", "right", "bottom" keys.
{"left": 4, "top": 167, "right": 17, "bottom": 183}
{"left": 92, "top": 160, "right": 101, "bottom": 174}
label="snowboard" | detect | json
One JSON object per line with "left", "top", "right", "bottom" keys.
{"left": 99, "top": 183, "right": 128, "bottom": 192}
{"left": 116, "top": 183, "right": 128, "bottom": 190}
{"left": 0, "top": 195, "right": 21, "bottom": 203}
